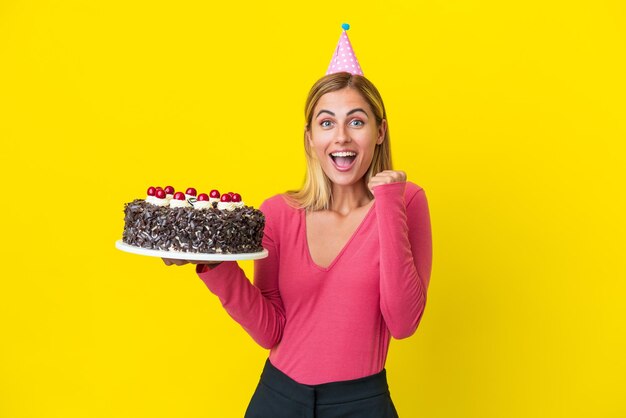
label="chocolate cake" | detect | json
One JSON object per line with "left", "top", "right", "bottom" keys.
{"left": 122, "top": 186, "right": 265, "bottom": 254}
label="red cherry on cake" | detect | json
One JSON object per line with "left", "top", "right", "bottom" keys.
{"left": 156, "top": 186, "right": 163, "bottom": 191}
{"left": 147, "top": 186, "right": 156, "bottom": 196}
{"left": 155, "top": 189, "right": 166, "bottom": 199}
{"left": 220, "top": 193, "right": 232, "bottom": 202}
{"left": 197, "top": 193, "right": 209, "bottom": 201}
{"left": 173, "top": 192, "right": 185, "bottom": 200}
{"left": 186, "top": 187, "right": 197, "bottom": 196}
{"left": 231, "top": 193, "right": 242, "bottom": 202}
{"left": 164, "top": 185, "right": 175, "bottom": 195}
{"left": 209, "top": 189, "right": 220, "bottom": 199}
{"left": 227, "top": 192, "right": 235, "bottom": 196}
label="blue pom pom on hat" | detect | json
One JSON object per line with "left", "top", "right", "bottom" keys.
{"left": 326, "top": 23, "right": 364, "bottom": 76}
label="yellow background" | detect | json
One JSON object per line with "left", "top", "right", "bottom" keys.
{"left": 1, "top": 0, "right": 625, "bottom": 417}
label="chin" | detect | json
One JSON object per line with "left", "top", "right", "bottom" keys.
{"left": 324, "top": 169, "right": 367, "bottom": 188}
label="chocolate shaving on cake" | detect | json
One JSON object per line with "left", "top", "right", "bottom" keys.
{"left": 122, "top": 199, "right": 265, "bottom": 254}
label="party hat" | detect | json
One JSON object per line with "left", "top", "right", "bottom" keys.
{"left": 326, "top": 23, "right": 364, "bottom": 76}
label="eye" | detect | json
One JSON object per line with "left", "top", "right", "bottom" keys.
{"left": 320, "top": 120, "right": 332, "bottom": 128}
{"left": 350, "top": 119, "right": 364, "bottom": 127}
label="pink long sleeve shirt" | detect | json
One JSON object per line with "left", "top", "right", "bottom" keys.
{"left": 196, "top": 181, "right": 432, "bottom": 385}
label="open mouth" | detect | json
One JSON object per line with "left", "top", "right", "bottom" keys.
{"left": 329, "top": 151, "right": 357, "bottom": 170}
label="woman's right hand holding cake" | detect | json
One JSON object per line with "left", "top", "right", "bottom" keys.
{"left": 161, "top": 258, "right": 222, "bottom": 270}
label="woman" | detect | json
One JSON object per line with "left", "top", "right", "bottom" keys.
{"left": 163, "top": 71, "right": 433, "bottom": 417}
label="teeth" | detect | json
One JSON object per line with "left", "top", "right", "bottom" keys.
{"left": 330, "top": 151, "right": 357, "bottom": 157}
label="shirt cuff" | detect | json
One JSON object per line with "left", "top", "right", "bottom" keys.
{"left": 372, "top": 181, "right": 406, "bottom": 197}
{"left": 195, "top": 261, "right": 229, "bottom": 276}
{"left": 196, "top": 263, "right": 214, "bottom": 274}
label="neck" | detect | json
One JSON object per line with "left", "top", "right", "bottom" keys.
{"left": 329, "top": 180, "right": 372, "bottom": 215}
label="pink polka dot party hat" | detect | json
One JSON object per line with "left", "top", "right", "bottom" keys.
{"left": 326, "top": 23, "right": 364, "bottom": 76}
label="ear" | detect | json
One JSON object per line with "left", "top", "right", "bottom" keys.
{"left": 377, "top": 119, "right": 387, "bottom": 145}
{"left": 305, "top": 128, "right": 313, "bottom": 146}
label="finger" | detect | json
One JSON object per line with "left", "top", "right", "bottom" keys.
{"left": 162, "top": 258, "right": 173, "bottom": 266}
{"left": 369, "top": 177, "right": 386, "bottom": 185}
{"left": 368, "top": 180, "right": 387, "bottom": 190}
{"left": 368, "top": 175, "right": 402, "bottom": 191}
{"left": 368, "top": 175, "right": 390, "bottom": 185}
{"left": 380, "top": 170, "right": 403, "bottom": 180}
{"left": 374, "top": 170, "right": 406, "bottom": 182}
{"left": 369, "top": 174, "right": 393, "bottom": 185}
{"left": 375, "top": 172, "right": 397, "bottom": 180}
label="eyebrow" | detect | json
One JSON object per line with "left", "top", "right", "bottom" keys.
{"left": 315, "top": 108, "right": 368, "bottom": 118}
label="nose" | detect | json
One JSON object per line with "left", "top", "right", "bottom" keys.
{"left": 335, "top": 124, "right": 351, "bottom": 144}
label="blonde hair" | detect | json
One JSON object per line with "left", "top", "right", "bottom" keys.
{"left": 286, "top": 72, "right": 393, "bottom": 211}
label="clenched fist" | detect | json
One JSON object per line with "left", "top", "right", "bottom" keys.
{"left": 368, "top": 170, "right": 407, "bottom": 193}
